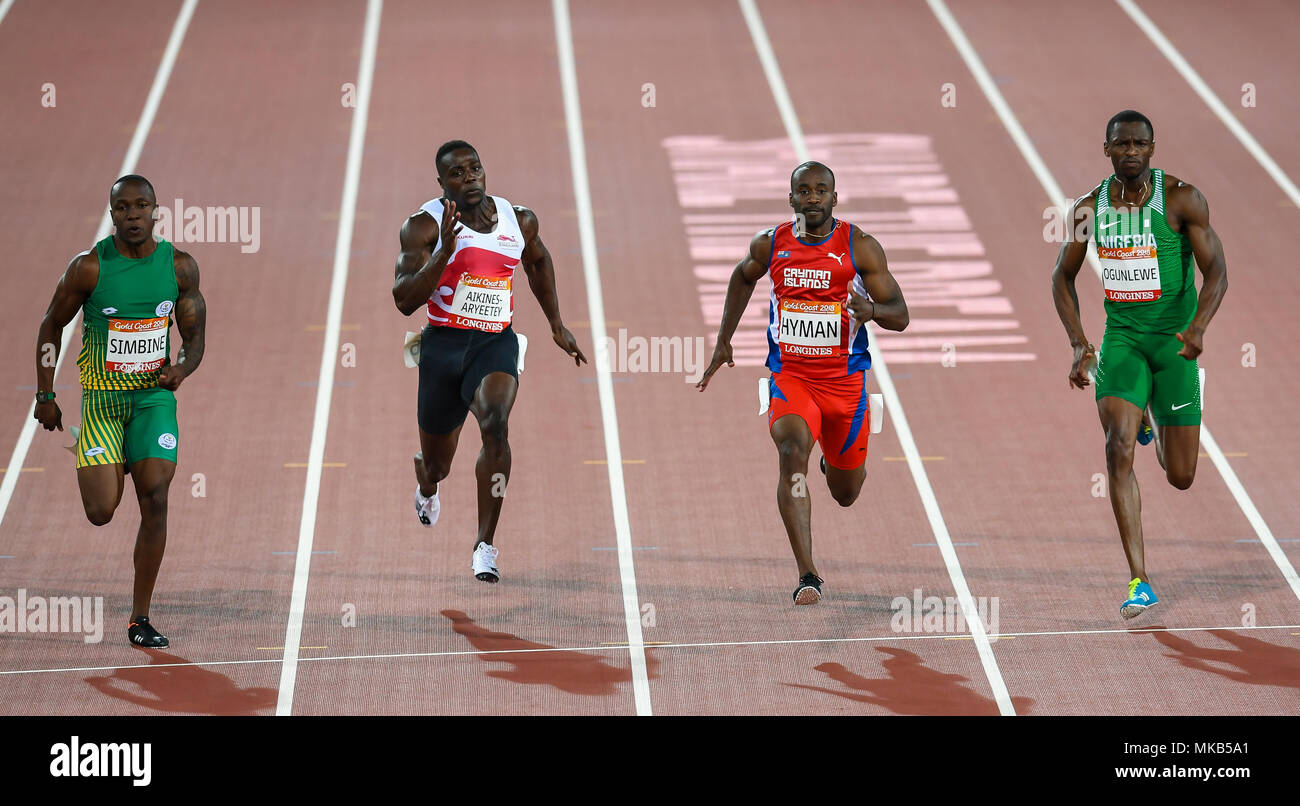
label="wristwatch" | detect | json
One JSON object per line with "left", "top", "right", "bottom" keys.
{"left": 35, "top": 391, "right": 55, "bottom": 404}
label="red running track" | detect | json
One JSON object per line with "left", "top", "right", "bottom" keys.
{"left": 0, "top": 0, "right": 1296, "bottom": 715}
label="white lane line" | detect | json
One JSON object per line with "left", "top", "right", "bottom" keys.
{"left": 274, "top": 0, "right": 382, "bottom": 717}
{"left": 0, "top": 0, "right": 17, "bottom": 28}
{"left": 738, "top": 0, "right": 1015, "bottom": 716}
{"left": 7, "top": 622, "right": 1297, "bottom": 679}
{"left": 1117, "top": 0, "right": 1300, "bottom": 210}
{"left": 926, "top": 0, "right": 1300, "bottom": 606}
{"left": 551, "top": 0, "right": 652, "bottom": 716}
{"left": 0, "top": 0, "right": 198, "bottom": 530}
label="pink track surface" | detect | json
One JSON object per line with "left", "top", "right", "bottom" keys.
{"left": 0, "top": 0, "right": 1296, "bottom": 715}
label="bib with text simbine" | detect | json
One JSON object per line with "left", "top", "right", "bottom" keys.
{"left": 106, "top": 317, "right": 168, "bottom": 373}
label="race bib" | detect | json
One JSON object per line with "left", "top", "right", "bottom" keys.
{"left": 1099, "top": 245, "right": 1161, "bottom": 302}
{"left": 779, "top": 299, "right": 840, "bottom": 357}
{"left": 449, "top": 274, "right": 511, "bottom": 332}
{"left": 106, "top": 317, "right": 168, "bottom": 373}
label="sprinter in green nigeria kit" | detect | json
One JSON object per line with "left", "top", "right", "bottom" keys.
{"left": 34, "top": 175, "right": 207, "bottom": 648}
{"left": 1051, "top": 111, "right": 1228, "bottom": 618}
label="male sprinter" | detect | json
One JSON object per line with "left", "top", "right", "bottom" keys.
{"left": 698, "top": 161, "right": 909, "bottom": 604}
{"left": 34, "top": 175, "right": 207, "bottom": 647}
{"left": 1051, "top": 111, "right": 1228, "bottom": 617}
{"left": 392, "top": 141, "right": 586, "bottom": 582}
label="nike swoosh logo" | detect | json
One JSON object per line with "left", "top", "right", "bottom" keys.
{"left": 1172, "top": 402, "right": 1194, "bottom": 411}
{"left": 1099, "top": 220, "right": 1122, "bottom": 230}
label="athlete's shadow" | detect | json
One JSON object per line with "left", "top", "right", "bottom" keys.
{"left": 784, "top": 648, "right": 1035, "bottom": 715}
{"left": 1151, "top": 629, "right": 1300, "bottom": 692}
{"left": 441, "top": 609, "right": 659, "bottom": 697}
{"left": 84, "top": 650, "right": 277, "bottom": 715}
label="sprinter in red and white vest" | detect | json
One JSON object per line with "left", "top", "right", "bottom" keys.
{"left": 698, "top": 161, "right": 910, "bottom": 605}
{"left": 392, "top": 141, "right": 587, "bottom": 583}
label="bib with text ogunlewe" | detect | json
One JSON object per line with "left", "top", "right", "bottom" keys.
{"left": 449, "top": 274, "right": 511, "bottom": 332}
{"left": 106, "top": 317, "right": 169, "bottom": 373}
{"left": 779, "top": 299, "right": 840, "bottom": 358}
{"left": 1098, "top": 210, "right": 1161, "bottom": 303}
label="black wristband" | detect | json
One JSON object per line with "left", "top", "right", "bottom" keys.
{"left": 35, "top": 391, "right": 55, "bottom": 404}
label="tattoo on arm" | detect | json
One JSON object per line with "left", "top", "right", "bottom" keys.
{"left": 173, "top": 252, "right": 207, "bottom": 375}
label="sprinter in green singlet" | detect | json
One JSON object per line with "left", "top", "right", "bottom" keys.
{"left": 34, "top": 175, "right": 207, "bottom": 648}
{"left": 1051, "top": 111, "right": 1229, "bottom": 618}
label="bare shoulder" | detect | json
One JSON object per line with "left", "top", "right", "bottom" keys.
{"left": 749, "top": 227, "right": 775, "bottom": 263}
{"left": 64, "top": 249, "right": 100, "bottom": 291}
{"left": 848, "top": 223, "right": 886, "bottom": 265}
{"left": 849, "top": 222, "right": 882, "bottom": 247}
{"left": 1072, "top": 189, "right": 1099, "bottom": 215}
{"left": 1163, "top": 174, "right": 1210, "bottom": 227}
{"left": 400, "top": 209, "right": 438, "bottom": 244}
{"left": 173, "top": 247, "right": 200, "bottom": 291}
{"left": 512, "top": 204, "right": 538, "bottom": 241}
{"left": 1164, "top": 174, "right": 1207, "bottom": 206}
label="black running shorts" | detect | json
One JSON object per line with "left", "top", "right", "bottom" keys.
{"left": 417, "top": 324, "right": 520, "bottom": 434}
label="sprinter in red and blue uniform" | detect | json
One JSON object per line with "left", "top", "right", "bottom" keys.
{"left": 698, "top": 161, "right": 910, "bottom": 605}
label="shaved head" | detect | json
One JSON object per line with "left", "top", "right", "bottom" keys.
{"left": 111, "top": 174, "right": 155, "bottom": 202}
{"left": 790, "top": 161, "right": 835, "bottom": 191}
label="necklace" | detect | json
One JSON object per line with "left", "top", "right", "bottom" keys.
{"left": 1115, "top": 176, "right": 1150, "bottom": 208}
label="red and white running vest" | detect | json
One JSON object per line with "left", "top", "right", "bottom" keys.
{"left": 421, "top": 195, "right": 526, "bottom": 332}
{"left": 766, "top": 219, "right": 872, "bottom": 379}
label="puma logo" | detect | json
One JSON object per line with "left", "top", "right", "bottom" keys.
{"left": 827, "top": 251, "right": 844, "bottom": 266}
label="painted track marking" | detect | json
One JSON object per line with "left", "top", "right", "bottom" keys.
{"left": 275, "top": 0, "right": 382, "bottom": 717}
{"left": 4, "top": 623, "right": 1297, "bottom": 679}
{"left": 552, "top": 0, "right": 652, "bottom": 715}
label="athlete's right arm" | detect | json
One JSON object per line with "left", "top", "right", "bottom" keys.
{"left": 34, "top": 252, "right": 99, "bottom": 431}
{"left": 696, "top": 229, "right": 772, "bottom": 391}
{"left": 1050, "top": 193, "right": 1097, "bottom": 390}
{"left": 392, "top": 203, "right": 462, "bottom": 316}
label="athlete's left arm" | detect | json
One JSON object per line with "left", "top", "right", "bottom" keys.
{"left": 158, "top": 250, "right": 207, "bottom": 390}
{"left": 1168, "top": 180, "right": 1228, "bottom": 360}
{"left": 848, "top": 225, "right": 909, "bottom": 332}
{"left": 515, "top": 205, "right": 588, "bottom": 366}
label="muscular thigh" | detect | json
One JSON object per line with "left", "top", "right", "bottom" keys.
{"left": 768, "top": 373, "right": 821, "bottom": 446}
{"left": 129, "top": 457, "right": 177, "bottom": 505}
{"left": 77, "top": 463, "right": 125, "bottom": 514}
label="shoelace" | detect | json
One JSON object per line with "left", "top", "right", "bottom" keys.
{"left": 1128, "top": 578, "right": 1142, "bottom": 598}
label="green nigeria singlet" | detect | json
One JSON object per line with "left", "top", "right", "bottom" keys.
{"left": 1092, "top": 168, "right": 1197, "bottom": 333}
{"left": 77, "top": 237, "right": 178, "bottom": 390}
